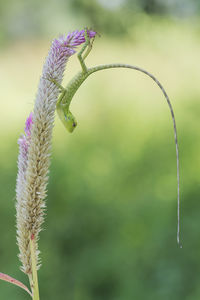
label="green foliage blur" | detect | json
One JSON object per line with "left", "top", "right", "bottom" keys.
{"left": 0, "top": 0, "right": 200, "bottom": 299}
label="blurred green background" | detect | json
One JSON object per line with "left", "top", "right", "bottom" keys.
{"left": 0, "top": 0, "right": 200, "bottom": 299}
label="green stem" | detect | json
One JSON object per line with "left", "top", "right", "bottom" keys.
{"left": 30, "top": 234, "right": 40, "bottom": 300}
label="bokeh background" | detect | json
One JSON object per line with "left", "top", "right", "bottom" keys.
{"left": 0, "top": 0, "right": 200, "bottom": 299}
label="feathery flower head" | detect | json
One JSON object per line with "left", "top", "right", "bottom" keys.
{"left": 17, "top": 112, "right": 33, "bottom": 171}
{"left": 18, "top": 135, "right": 28, "bottom": 154}
{"left": 17, "top": 112, "right": 33, "bottom": 180}
{"left": 50, "top": 30, "right": 96, "bottom": 58}
{"left": 64, "top": 29, "right": 96, "bottom": 47}
{"left": 16, "top": 29, "right": 95, "bottom": 274}
{"left": 24, "top": 112, "right": 33, "bottom": 136}
{"left": 43, "top": 29, "right": 96, "bottom": 83}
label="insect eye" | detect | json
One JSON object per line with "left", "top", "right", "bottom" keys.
{"left": 72, "top": 122, "right": 76, "bottom": 127}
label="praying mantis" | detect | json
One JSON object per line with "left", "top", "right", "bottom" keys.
{"left": 47, "top": 29, "right": 181, "bottom": 247}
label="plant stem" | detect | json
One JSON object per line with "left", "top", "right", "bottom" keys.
{"left": 30, "top": 234, "right": 40, "bottom": 300}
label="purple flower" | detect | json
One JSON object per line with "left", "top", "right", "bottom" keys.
{"left": 17, "top": 113, "right": 33, "bottom": 199}
{"left": 43, "top": 29, "right": 96, "bottom": 82}
{"left": 64, "top": 29, "right": 96, "bottom": 47}
{"left": 17, "top": 112, "right": 33, "bottom": 165}
{"left": 16, "top": 29, "right": 96, "bottom": 274}
{"left": 24, "top": 112, "right": 33, "bottom": 136}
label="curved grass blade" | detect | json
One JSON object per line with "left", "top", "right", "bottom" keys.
{"left": 0, "top": 272, "right": 32, "bottom": 297}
